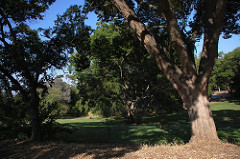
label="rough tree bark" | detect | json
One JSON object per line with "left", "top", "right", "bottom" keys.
{"left": 111, "top": 0, "right": 225, "bottom": 143}
{"left": 29, "top": 89, "right": 42, "bottom": 141}
{"left": 180, "top": 84, "right": 219, "bottom": 143}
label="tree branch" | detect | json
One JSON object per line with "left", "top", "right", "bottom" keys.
{"left": 111, "top": 0, "right": 192, "bottom": 98}
{"left": 0, "top": 8, "right": 17, "bottom": 42}
{"left": 135, "top": 0, "right": 159, "bottom": 10}
{"left": 198, "top": 0, "right": 225, "bottom": 87}
{"left": 0, "top": 23, "right": 10, "bottom": 47}
{"left": 0, "top": 65, "right": 28, "bottom": 99}
{"left": 155, "top": 0, "right": 196, "bottom": 77}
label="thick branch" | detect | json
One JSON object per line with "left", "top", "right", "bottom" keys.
{"left": 111, "top": 0, "right": 193, "bottom": 98}
{"left": 198, "top": 0, "right": 225, "bottom": 87}
{"left": 156, "top": 0, "right": 196, "bottom": 77}
{"left": 0, "top": 65, "right": 28, "bottom": 98}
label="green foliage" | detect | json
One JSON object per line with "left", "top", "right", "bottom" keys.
{"left": 0, "top": 0, "right": 56, "bottom": 22}
{"left": 227, "top": 48, "right": 240, "bottom": 98}
{"left": 53, "top": 5, "right": 92, "bottom": 73}
{"left": 43, "top": 78, "right": 71, "bottom": 118}
{"left": 72, "top": 64, "right": 125, "bottom": 117}
{"left": 0, "top": 90, "right": 59, "bottom": 140}
{"left": 69, "top": 21, "right": 181, "bottom": 119}
{"left": 0, "top": 93, "right": 31, "bottom": 140}
{"left": 71, "top": 98, "right": 89, "bottom": 116}
{"left": 210, "top": 47, "right": 240, "bottom": 98}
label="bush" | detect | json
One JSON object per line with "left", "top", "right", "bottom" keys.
{"left": 0, "top": 93, "right": 58, "bottom": 141}
{"left": 0, "top": 94, "right": 31, "bottom": 140}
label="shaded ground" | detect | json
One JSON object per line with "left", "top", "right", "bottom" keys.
{"left": 1, "top": 101, "right": 239, "bottom": 158}
{"left": 0, "top": 140, "right": 239, "bottom": 159}
{"left": 54, "top": 103, "right": 240, "bottom": 145}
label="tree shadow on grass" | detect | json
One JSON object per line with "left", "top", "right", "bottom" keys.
{"left": 212, "top": 109, "right": 240, "bottom": 144}
{"left": 55, "top": 111, "right": 192, "bottom": 144}
{"left": 152, "top": 109, "right": 240, "bottom": 145}
{"left": 55, "top": 109, "right": 240, "bottom": 145}
{"left": 229, "top": 99, "right": 240, "bottom": 105}
{"left": 0, "top": 140, "right": 140, "bottom": 159}
{"left": 161, "top": 109, "right": 240, "bottom": 145}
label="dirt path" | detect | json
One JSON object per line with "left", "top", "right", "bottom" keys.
{"left": 0, "top": 140, "right": 239, "bottom": 159}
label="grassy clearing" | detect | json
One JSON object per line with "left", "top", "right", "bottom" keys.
{"left": 55, "top": 101, "right": 240, "bottom": 145}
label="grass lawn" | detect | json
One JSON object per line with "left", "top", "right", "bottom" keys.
{"left": 55, "top": 101, "right": 240, "bottom": 145}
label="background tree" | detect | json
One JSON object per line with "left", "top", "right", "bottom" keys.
{"left": 83, "top": 0, "right": 240, "bottom": 143}
{"left": 210, "top": 47, "right": 240, "bottom": 98}
{"left": 69, "top": 21, "right": 181, "bottom": 122}
{"left": 51, "top": 5, "right": 94, "bottom": 117}
{"left": 229, "top": 48, "right": 240, "bottom": 98}
{"left": 69, "top": 53, "right": 124, "bottom": 117}
{"left": 44, "top": 76, "right": 71, "bottom": 118}
{"left": 53, "top": 5, "right": 92, "bottom": 69}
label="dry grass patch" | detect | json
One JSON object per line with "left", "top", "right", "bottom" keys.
{"left": 122, "top": 142, "right": 240, "bottom": 159}
{"left": 1, "top": 140, "right": 239, "bottom": 159}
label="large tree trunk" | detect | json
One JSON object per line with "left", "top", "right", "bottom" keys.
{"left": 29, "top": 90, "right": 42, "bottom": 141}
{"left": 186, "top": 91, "right": 219, "bottom": 143}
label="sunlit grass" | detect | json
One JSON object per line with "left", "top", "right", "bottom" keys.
{"left": 56, "top": 118, "right": 107, "bottom": 124}
{"left": 210, "top": 101, "right": 240, "bottom": 110}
